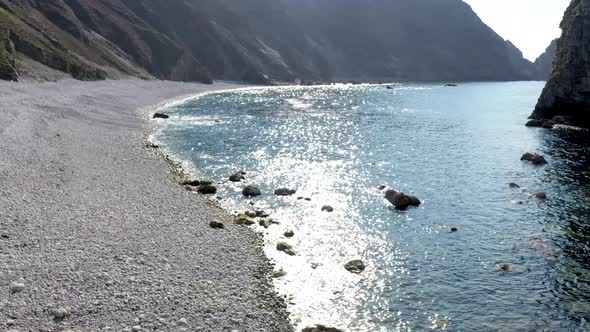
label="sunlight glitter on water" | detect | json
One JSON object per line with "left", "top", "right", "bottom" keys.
{"left": 159, "top": 82, "right": 590, "bottom": 331}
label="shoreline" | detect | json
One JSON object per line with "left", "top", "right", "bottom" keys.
{"left": 0, "top": 79, "right": 293, "bottom": 331}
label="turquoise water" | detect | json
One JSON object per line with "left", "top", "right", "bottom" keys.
{"left": 159, "top": 82, "right": 590, "bottom": 331}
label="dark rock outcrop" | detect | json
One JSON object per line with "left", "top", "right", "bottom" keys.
{"left": 0, "top": 0, "right": 538, "bottom": 83}
{"left": 531, "top": 0, "right": 590, "bottom": 127}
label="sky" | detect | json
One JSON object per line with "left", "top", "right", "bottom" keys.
{"left": 463, "top": 0, "right": 571, "bottom": 61}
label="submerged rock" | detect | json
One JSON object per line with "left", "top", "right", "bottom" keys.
{"left": 533, "top": 192, "right": 547, "bottom": 199}
{"left": 229, "top": 171, "right": 246, "bottom": 182}
{"left": 153, "top": 112, "right": 169, "bottom": 119}
{"left": 344, "top": 260, "right": 366, "bottom": 274}
{"left": 276, "top": 242, "right": 296, "bottom": 256}
{"left": 497, "top": 263, "right": 513, "bottom": 272}
{"left": 450, "top": 227, "right": 458, "bottom": 232}
{"left": 275, "top": 188, "right": 297, "bottom": 196}
{"left": 508, "top": 183, "right": 520, "bottom": 188}
{"left": 321, "top": 205, "right": 334, "bottom": 212}
{"left": 242, "top": 185, "right": 262, "bottom": 197}
{"left": 197, "top": 184, "right": 217, "bottom": 195}
{"left": 209, "top": 220, "right": 225, "bottom": 229}
{"left": 385, "top": 189, "right": 421, "bottom": 209}
{"left": 520, "top": 153, "right": 547, "bottom": 165}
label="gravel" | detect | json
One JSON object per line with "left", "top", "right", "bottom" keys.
{"left": 0, "top": 79, "right": 293, "bottom": 331}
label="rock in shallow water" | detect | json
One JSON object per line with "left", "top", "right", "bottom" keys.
{"left": 385, "top": 189, "right": 421, "bottom": 209}
{"left": 242, "top": 185, "right": 261, "bottom": 197}
{"left": 284, "top": 230, "right": 295, "bottom": 238}
{"left": 302, "top": 325, "right": 344, "bottom": 332}
{"left": 521, "top": 153, "right": 547, "bottom": 165}
{"left": 153, "top": 112, "right": 170, "bottom": 119}
{"left": 274, "top": 188, "right": 297, "bottom": 196}
{"left": 321, "top": 205, "right": 334, "bottom": 212}
{"left": 276, "top": 242, "right": 296, "bottom": 256}
{"left": 229, "top": 171, "right": 246, "bottom": 182}
{"left": 344, "top": 259, "right": 366, "bottom": 274}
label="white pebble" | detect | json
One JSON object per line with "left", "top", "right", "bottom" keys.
{"left": 10, "top": 282, "right": 25, "bottom": 294}
{"left": 52, "top": 307, "right": 69, "bottom": 319}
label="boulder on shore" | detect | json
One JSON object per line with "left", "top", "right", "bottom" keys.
{"left": 153, "top": 112, "right": 170, "bottom": 119}
{"left": 182, "top": 179, "right": 201, "bottom": 186}
{"left": 209, "top": 220, "right": 225, "bottom": 229}
{"left": 274, "top": 188, "right": 297, "bottom": 196}
{"left": 197, "top": 184, "right": 217, "bottom": 195}
{"left": 521, "top": 153, "right": 547, "bottom": 165}
{"left": 344, "top": 260, "right": 366, "bottom": 274}
{"left": 385, "top": 189, "right": 421, "bottom": 209}
{"left": 234, "top": 214, "right": 255, "bottom": 225}
{"left": 242, "top": 185, "right": 262, "bottom": 197}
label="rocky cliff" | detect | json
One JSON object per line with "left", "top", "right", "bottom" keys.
{"left": 531, "top": 0, "right": 590, "bottom": 127}
{"left": 533, "top": 39, "right": 558, "bottom": 80}
{"left": 0, "top": 0, "right": 538, "bottom": 84}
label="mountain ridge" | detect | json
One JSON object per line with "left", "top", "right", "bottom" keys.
{"left": 0, "top": 0, "right": 540, "bottom": 84}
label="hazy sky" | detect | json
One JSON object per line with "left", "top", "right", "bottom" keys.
{"left": 463, "top": 0, "right": 570, "bottom": 61}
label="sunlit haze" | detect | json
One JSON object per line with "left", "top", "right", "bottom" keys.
{"left": 463, "top": 0, "right": 570, "bottom": 61}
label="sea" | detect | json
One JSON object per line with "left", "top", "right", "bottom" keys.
{"left": 156, "top": 82, "right": 590, "bottom": 331}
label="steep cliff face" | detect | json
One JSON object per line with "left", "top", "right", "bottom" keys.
{"left": 531, "top": 0, "right": 590, "bottom": 127}
{"left": 0, "top": 0, "right": 537, "bottom": 84}
{"left": 533, "top": 39, "right": 558, "bottom": 80}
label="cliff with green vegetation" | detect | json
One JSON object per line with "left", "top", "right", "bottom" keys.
{"left": 531, "top": 0, "right": 590, "bottom": 127}
{"left": 0, "top": 0, "right": 539, "bottom": 84}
